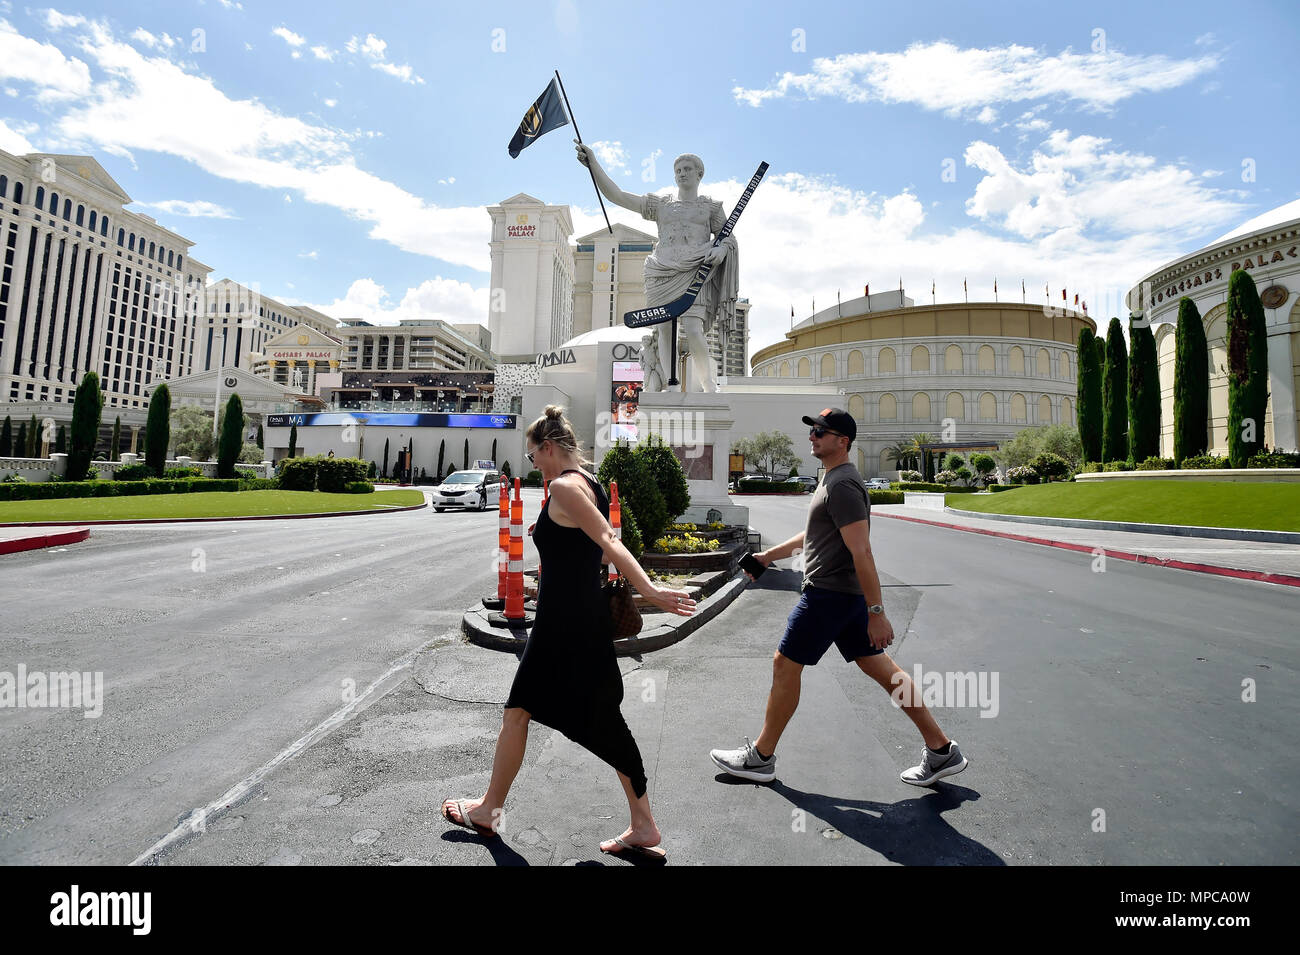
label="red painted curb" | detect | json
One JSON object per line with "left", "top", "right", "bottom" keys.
{"left": 0, "top": 500, "right": 428, "bottom": 527}
{"left": 875, "top": 511, "right": 1300, "bottom": 588}
{"left": 0, "top": 527, "right": 91, "bottom": 555}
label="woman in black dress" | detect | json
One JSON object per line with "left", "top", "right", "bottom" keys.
{"left": 442, "top": 406, "right": 695, "bottom": 860}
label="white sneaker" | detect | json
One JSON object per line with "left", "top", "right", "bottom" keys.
{"left": 901, "top": 741, "right": 968, "bottom": 786}
{"left": 709, "top": 737, "right": 776, "bottom": 783}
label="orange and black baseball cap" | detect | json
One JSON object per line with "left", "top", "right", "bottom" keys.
{"left": 802, "top": 407, "right": 856, "bottom": 442}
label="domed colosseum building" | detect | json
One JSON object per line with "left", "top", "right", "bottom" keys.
{"left": 750, "top": 293, "right": 1095, "bottom": 476}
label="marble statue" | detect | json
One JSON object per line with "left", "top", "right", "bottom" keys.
{"left": 577, "top": 144, "right": 740, "bottom": 392}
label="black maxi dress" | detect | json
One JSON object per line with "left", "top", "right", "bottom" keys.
{"left": 503, "top": 468, "right": 649, "bottom": 798}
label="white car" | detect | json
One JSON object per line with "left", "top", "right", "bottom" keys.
{"left": 864, "top": 477, "right": 891, "bottom": 490}
{"left": 431, "top": 469, "right": 502, "bottom": 512}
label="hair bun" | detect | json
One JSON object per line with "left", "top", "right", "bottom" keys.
{"left": 544, "top": 405, "right": 565, "bottom": 420}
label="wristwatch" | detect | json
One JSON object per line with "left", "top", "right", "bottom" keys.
{"left": 867, "top": 604, "right": 884, "bottom": 614}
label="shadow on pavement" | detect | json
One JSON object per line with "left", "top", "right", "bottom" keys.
{"left": 748, "top": 568, "right": 803, "bottom": 592}
{"left": 741, "top": 779, "right": 1003, "bottom": 865}
{"left": 440, "top": 829, "right": 530, "bottom": 865}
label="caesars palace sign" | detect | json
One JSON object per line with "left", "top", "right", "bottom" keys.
{"left": 1143, "top": 241, "right": 1298, "bottom": 305}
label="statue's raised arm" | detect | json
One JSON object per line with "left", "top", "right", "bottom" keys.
{"left": 576, "top": 142, "right": 643, "bottom": 213}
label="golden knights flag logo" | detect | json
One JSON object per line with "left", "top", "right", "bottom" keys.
{"left": 507, "top": 78, "right": 570, "bottom": 158}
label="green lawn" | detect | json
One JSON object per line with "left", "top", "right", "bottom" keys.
{"left": 0, "top": 489, "right": 426, "bottom": 523}
{"left": 948, "top": 481, "right": 1300, "bottom": 532}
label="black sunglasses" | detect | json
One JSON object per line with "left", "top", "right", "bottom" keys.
{"left": 809, "top": 426, "right": 842, "bottom": 439}
{"left": 526, "top": 440, "right": 546, "bottom": 464}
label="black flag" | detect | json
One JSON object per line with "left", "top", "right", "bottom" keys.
{"left": 507, "top": 78, "right": 570, "bottom": 158}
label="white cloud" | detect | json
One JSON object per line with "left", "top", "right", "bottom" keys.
{"left": 733, "top": 41, "right": 1219, "bottom": 121}
{"left": 0, "top": 18, "right": 93, "bottom": 101}
{"left": 135, "top": 199, "right": 237, "bottom": 218}
{"left": 0, "top": 116, "right": 36, "bottom": 153}
{"left": 311, "top": 44, "right": 335, "bottom": 61}
{"left": 18, "top": 18, "right": 484, "bottom": 267}
{"left": 299, "top": 249, "right": 318, "bottom": 259}
{"left": 322, "top": 97, "right": 337, "bottom": 107}
{"left": 130, "top": 28, "right": 177, "bottom": 50}
{"left": 271, "top": 26, "right": 305, "bottom": 48}
{"left": 219, "top": 0, "right": 244, "bottom": 9}
{"left": 590, "top": 140, "right": 629, "bottom": 171}
{"left": 44, "top": 10, "right": 85, "bottom": 30}
{"left": 303, "top": 277, "right": 489, "bottom": 326}
{"left": 345, "top": 32, "right": 424, "bottom": 85}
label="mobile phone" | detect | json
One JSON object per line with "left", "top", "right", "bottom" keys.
{"left": 739, "top": 552, "right": 767, "bottom": 578}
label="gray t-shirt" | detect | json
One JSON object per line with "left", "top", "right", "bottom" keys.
{"left": 802, "top": 463, "right": 870, "bottom": 593}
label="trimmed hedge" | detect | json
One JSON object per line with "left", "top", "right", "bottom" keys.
{"left": 0, "top": 478, "right": 239, "bottom": 501}
{"left": 736, "top": 478, "right": 801, "bottom": 492}
{"left": 317, "top": 457, "right": 368, "bottom": 493}
{"left": 113, "top": 463, "right": 157, "bottom": 481}
{"left": 987, "top": 484, "right": 1016, "bottom": 492}
{"left": 238, "top": 477, "right": 280, "bottom": 491}
{"left": 279, "top": 456, "right": 318, "bottom": 491}
{"left": 343, "top": 481, "right": 375, "bottom": 494}
{"left": 895, "top": 482, "right": 980, "bottom": 493}
{"left": 867, "top": 490, "right": 904, "bottom": 505}
{"left": 164, "top": 466, "right": 204, "bottom": 479}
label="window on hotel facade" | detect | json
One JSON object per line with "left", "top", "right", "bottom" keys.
{"left": 913, "top": 393, "right": 931, "bottom": 420}
{"left": 11, "top": 182, "right": 20, "bottom": 204}
{"left": 847, "top": 349, "right": 864, "bottom": 376}
{"left": 49, "top": 191, "right": 59, "bottom": 213}
{"left": 0, "top": 175, "right": 6, "bottom": 198}
{"left": 878, "top": 346, "right": 896, "bottom": 374}
{"left": 100, "top": 217, "right": 109, "bottom": 237}
{"left": 149, "top": 242, "right": 156, "bottom": 259}
{"left": 88, "top": 211, "right": 96, "bottom": 231}
{"left": 946, "top": 392, "right": 965, "bottom": 420}
{"left": 118, "top": 228, "right": 125, "bottom": 246}
{"left": 879, "top": 394, "right": 897, "bottom": 420}
{"left": 910, "top": 345, "right": 930, "bottom": 373}
{"left": 1036, "top": 348, "right": 1050, "bottom": 377}
{"left": 820, "top": 353, "right": 835, "bottom": 378}
{"left": 1008, "top": 346, "right": 1025, "bottom": 375}
{"left": 978, "top": 344, "right": 995, "bottom": 372}
{"left": 129, "top": 233, "right": 136, "bottom": 251}
{"left": 979, "top": 393, "right": 997, "bottom": 420}
{"left": 63, "top": 199, "right": 72, "bottom": 220}
{"left": 35, "top": 186, "right": 45, "bottom": 208}
{"left": 76, "top": 204, "right": 84, "bottom": 226}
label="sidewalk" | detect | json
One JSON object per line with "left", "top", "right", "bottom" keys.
{"left": 871, "top": 504, "right": 1300, "bottom": 586}
{"left": 0, "top": 526, "right": 89, "bottom": 554}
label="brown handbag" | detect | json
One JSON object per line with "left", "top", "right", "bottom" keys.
{"left": 603, "top": 575, "right": 643, "bottom": 639}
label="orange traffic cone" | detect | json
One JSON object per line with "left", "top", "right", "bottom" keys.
{"left": 608, "top": 480, "right": 621, "bottom": 582}
{"left": 490, "top": 477, "right": 534, "bottom": 628}
{"left": 482, "top": 478, "right": 508, "bottom": 610}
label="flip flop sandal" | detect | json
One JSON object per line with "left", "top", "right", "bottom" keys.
{"left": 600, "top": 836, "right": 667, "bottom": 862}
{"left": 442, "top": 798, "right": 497, "bottom": 838}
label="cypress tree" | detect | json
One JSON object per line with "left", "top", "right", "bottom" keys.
{"left": 463, "top": 437, "right": 469, "bottom": 470}
{"left": 634, "top": 434, "right": 691, "bottom": 521}
{"left": 597, "top": 441, "right": 668, "bottom": 546}
{"left": 0, "top": 415, "right": 11, "bottom": 457}
{"left": 55, "top": 424, "right": 67, "bottom": 454}
{"left": 1076, "top": 326, "right": 1103, "bottom": 461}
{"left": 27, "top": 413, "right": 38, "bottom": 456}
{"left": 1173, "top": 295, "right": 1209, "bottom": 465}
{"left": 491, "top": 438, "right": 497, "bottom": 466}
{"left": 146, "top": 382, "right": 171, "bottom": 475}
{"left": 218, "top": 393, "right": 244, "bottom": 478}
{"left": 1094, "top": 336, "right": 1106, "bottom": 378}
{"left": 257, "top": 423, "right": 264, "bottom": 449}
{"left": 1101, "top": 318, "right": 1129, "bottom": 463}
{"left": 383, "top": 437, "right": 390, "bottom": 478}
{"left": 1226, "top": 269, "right": 1269, "bottom": 467}
{"left": 110, "top": 415, "right": 121, "bottom": 461}
{"left": 1128, "top": 316, "right": 1161, "bottom": 462}
{"left": 436, "top": 438, "right": 444, "bottom": 480}
{"left": 68, "top": 372, "right": 104, "bottom": 481}
{"left": 288, "top": 423, "right": 298, "bottom": 458}
{"left": 15, "top": 422, "right": 27, "bottom": 460}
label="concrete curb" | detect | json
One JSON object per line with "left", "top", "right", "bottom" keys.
{"left": 943, "top": 506, "right": 1300, "bottom": 545}
{"left": 0, "top": 527, "right": 90, "bottom": 555}
{"left": 875, "top": 511, "right": 1300, "bottom": 589}
{"left": 462, "top": 572, "right": 750, "bottom": 656}
{"left": 0, "top": 499, "right": 427, "bottom": 527}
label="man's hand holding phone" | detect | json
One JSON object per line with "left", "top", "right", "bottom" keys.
{"left": 740, "top": 551, "right": 773, "bottom": 580}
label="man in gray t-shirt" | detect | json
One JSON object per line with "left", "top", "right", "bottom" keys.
{"left": 710, "top": 408, "right": 969, "bottom": 789}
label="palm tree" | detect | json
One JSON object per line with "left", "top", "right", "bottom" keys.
{"left": 884, "top": 441, "right": 914, "bottom": 470}
{"left": 906, "top": 432, "right": 938, "bottom": 474}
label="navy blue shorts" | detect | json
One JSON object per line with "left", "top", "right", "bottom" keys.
{"left": 777, "top": 585, "right": 883, "bottom": 666}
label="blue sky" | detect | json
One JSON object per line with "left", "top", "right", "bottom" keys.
{"left": 2, "top": 0, "right": 1297, "bottom": 356}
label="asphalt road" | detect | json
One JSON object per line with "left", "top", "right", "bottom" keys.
{"left": 1, "top": 490, "right": 1296, "bottom": 865}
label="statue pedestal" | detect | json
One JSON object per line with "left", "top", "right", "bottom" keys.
{"left": 635, "top": 391, "right": 748, "bottom": 528}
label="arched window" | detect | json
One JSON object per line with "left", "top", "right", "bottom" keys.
{"left": 912, "top": 393, "right": 931, "bottom": 420}
{"left": 978, "top": 344, "right": 995, "bottom": 372}
{"left": 100, "top": 216, "right": 109, "bottom": 237}
{"left": 35, "top": 185, "right": 45, "bottom": 208}
{"left": 117, "top": 228, "right": 125, "bottom": 246}
{"left": 149, "top": 242, "right": 156, "bottom": 259}
{"left": 945, "top": 344, "right": 963, "bottom": 372}
{"left": 820, "top": 353, "right": 835, "bottom": 378}
{"left": 1038, "top": 394, "right": 1052, "bottom": 422}
{"left": 847, "top": 349, "right": 864, "bottom": 376}
{"left": 879, "top": 394, "right": 897, "bottom": 420}
{"left": 848, "top": 394, "right": 865, "bottom": 420}
{"left": 797, "top": 356, "right": 811, "bottom": 378}
{"left": 49, "top": 191, "right": 59, "bottom": 213}
{"left": 63, "top": 199, "right": 72, "bottom": 221}
{"left": 1011, "top": 393, "right": 1027, "bottom": 422}
{"left": 878, "top": 346, "right": 896, "bottom": 374}
{"left": 129, "top": 233, "right": 135, "bottom": 251}
{"left": 910, "top": 345, "right": 930, "bottom": 373}
{"left": 76, "top": 204, "right": 85, "bottom": 226}
{"left": 779, "top": 360, "right": 791, "bottom": 377}
{"left": 1036, "top": 347, "right": 1050, "bottom": 377}
{"left": 946, "top": 392, "right": 965, "bottom": 420}
{"left": 979, "top": 393, "right": 997, "bottom": 420}
{"left": 88, "top": 210, "right": 97, "bottom": 231}
{"left": 11, "top": 181, "right": 21, "bottom": 204}
{"left": 0, "top": 174, "right": 7, "bottom": 198}
{"left": 176, "top": 256, "right": 183, "bottom": 270}
{"left": 1062, "top": 396, "right": 1074, "bottom": 425}
{"left": 1009, "top": 346, "right": 1025, "bottom": 375}
{"left": 167, "top": 250, "right": 174, "bottom": 267}
{"left": 1061, "top": 352, "right": 1072, "bottom": 380}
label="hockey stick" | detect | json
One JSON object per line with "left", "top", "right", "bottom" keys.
{"left": 624, "top": 160, "right": 769, "bottom": 384}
